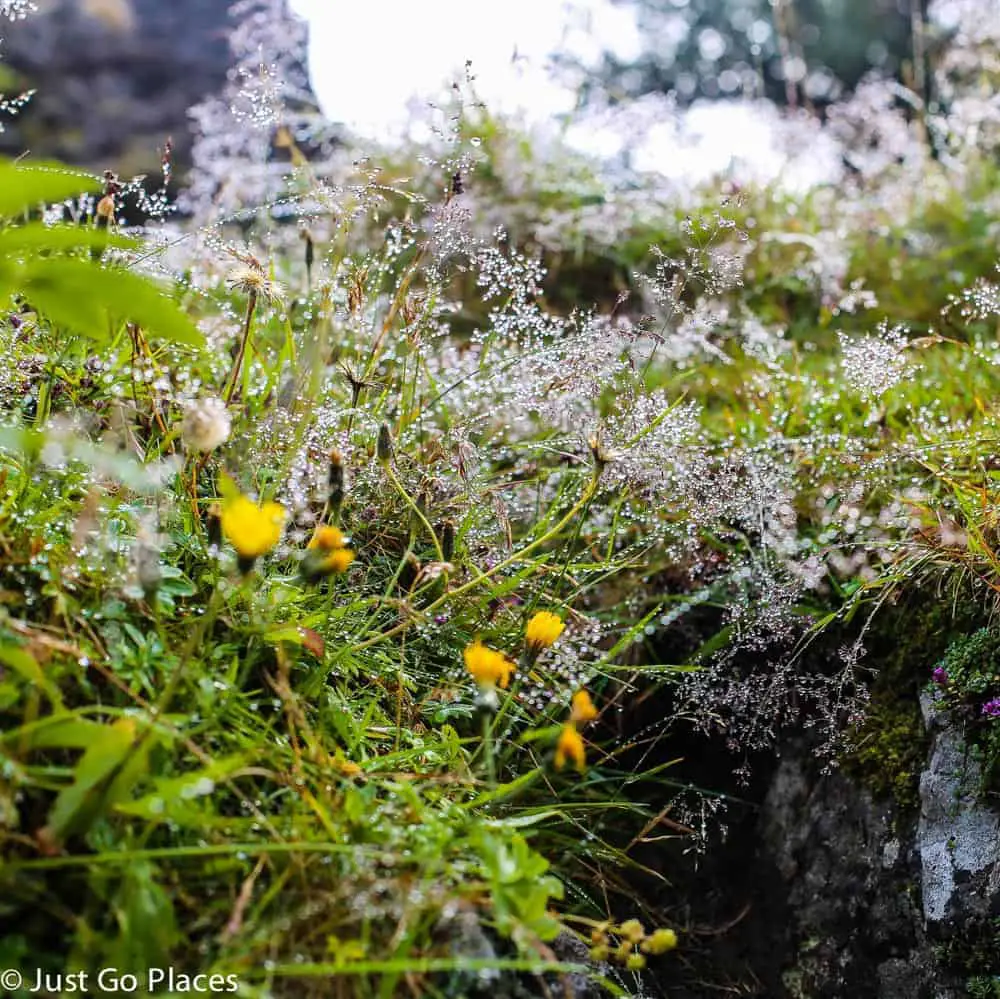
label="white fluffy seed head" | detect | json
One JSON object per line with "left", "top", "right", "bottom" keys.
{"left": 181, "top": 397, "right": 231, "bottom": 453}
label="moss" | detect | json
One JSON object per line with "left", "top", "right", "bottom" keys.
{"left": 840, "top": 596, "right": 986, "bottom": 809}
{"left": 968, "top": 976, "right": 1000, "bottom": 998}
{"left": 934, "top": 916, "right": 1000, "bottom": 979}
{"left": 841, "top": 695, "right": 928, "bottom": 809}
{"left": 927, "top": 628, "right": 1000, "bottom": 794}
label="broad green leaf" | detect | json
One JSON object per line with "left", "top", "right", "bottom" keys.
{"left": 0, "top": 160, "right": 98, "bottom": 218}
{"left": 46, "top": 717, "right": 154, "bottom": 843}
{"left": 0, "top": 223, "right": 139, "bottom": 258}
{"left": 106, "top": 861, "right": 180, "bottom": 970}
{"left": 3, "top": 715, "right": 106, "bottom": 751}
{"left": 20, "top": 256, "right": 204, "bottom": 347}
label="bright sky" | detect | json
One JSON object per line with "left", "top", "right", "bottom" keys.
{"left": 289, "top": 0, "right": 841, "bottom": 189}
{"left": 289, "top": 0, "right": 639, "bottom": 133}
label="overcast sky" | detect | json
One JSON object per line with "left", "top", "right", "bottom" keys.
{"left": 288, "top": 0, "right": 842, "bottom": 190}
{"left": 289, "top": 0, "right": 639, "bottom": 135}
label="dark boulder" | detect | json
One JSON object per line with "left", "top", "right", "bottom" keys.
{"left": 0, "top": 0, "right": 232, "bottom": 173}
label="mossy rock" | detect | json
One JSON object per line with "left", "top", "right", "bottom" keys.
{"left": 840, "top": 594, "right": 987, "bottom": 809}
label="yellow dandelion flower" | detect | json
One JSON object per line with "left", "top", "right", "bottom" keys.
{"left": 570, "top": 689, "right": 598, "bottom": 725}
{"left": 308, "top": 525, "right": 347, "bottom": 551}
{"left": 221, "top": 494, "right": 286, "bottom": 571}
{"left": 463, "top": 640, "right": 515, "bottom": 690}
{"left": 554, "top": 722, "right": 586, "bottom": 772}
{"left": 300, "top": 529, "right": 356, "bottom": 582}
{"left": 525, "top": 610, "right": 565, "bottom": 655}
{"left": 320, "top": 548, "right": 355, "bottom": 574}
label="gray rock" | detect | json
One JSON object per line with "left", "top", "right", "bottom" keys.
{"left": 918, "top": 693, "right": 1000, "bottom": 925}
{"left": 0, "top": 0, "right": 232, "bottom": 171}
{"left": 750, "top": 701, "right": 1000, "bottom": 997}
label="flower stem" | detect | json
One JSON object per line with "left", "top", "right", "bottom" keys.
{"left": 224, "top": 289, "right": 258, "bottom": 405}
{"left": 481, "top": 711, "right": 496, "bottom": 789}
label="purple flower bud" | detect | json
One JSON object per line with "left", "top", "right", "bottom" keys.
{"left": 981, "top": 697, "right": 1000, "bottom": 718}
{"left": 932, "top": 667, "right": 948, "bottom": 685}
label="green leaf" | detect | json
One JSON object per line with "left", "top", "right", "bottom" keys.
{"left": 4, "top": 715, "right": 107, "bottom": 751}
{"left": 0, "top": 222, "right": 139, "bottom": 258}
{"left": 0, "top": 160, "right": 98, "bottom": 218}
{"left": 0, "top": 642, "right": 63, "bottom": 709}
{"left": 19, "top": 256, "right": 204, "bottom": 347}
{"left": 106, "top": 861, "right": 180, "bottom": 969}
{"left": 46, "top": 718, "right": 154, "bottom": 843}
{"left": 116, "top": 755, "right": 248, "bottom": 826}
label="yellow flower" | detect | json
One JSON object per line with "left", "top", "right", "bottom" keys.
{"left": 221, "top": 494, "right": 286, "bottom": 570}
{"left": 463, "top": 640, "right": 515, "bottom": 690}
{"left": 525, "top": 611, "right": 565, "bottom": 655}
{"left": 300, "top": 526, "right": 355, "bottom": 582}
{"left": 308, "top": 525, "right": 347, "bottom": 551}
{"left": 570, "top": 689, "right": 598, "bottom": 724}
{"left": 319, "top": 548, "right": 355, "bottom": 574}
{"left": 642, "top": 928, "right": 678, "bottom": 955}
{"left": 618, "top": 919, "right": 645, "bottom": 944}
{"left": 554, "top": 723, "right": 586, "bottom": 772}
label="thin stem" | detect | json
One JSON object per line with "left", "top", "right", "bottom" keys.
{"left": 343, "top": 469, "right": 603, "bottom": 657}
{"left": 224, "top": 289, "right": 259, "bottom": 405}
{"left": 481, "top": 711, "right": 496, "bottom": 789}
{"left": 385, "top": 463, "right": 445, "bottom": 562}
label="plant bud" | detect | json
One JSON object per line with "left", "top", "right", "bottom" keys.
{"left": 328, "top": 448, "right": 345, "bottom": 514}
{"left": 205, "top": 502, "right": 223, "bottom": 551}
{"left": 95, "top": 194, "right": 116, "bottom": 221}
{"left": 441, "top": 519, "right": 455, "bottom": 562}
{"left": 399, "top": 552, "right": 421, "bottom": 592}
{"left": 377, "top": 423, "right": 394, "bottom": 464}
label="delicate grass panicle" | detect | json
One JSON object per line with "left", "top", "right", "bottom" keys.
{"left": 4, "top": 0, "right": 1000, "bottom": 994}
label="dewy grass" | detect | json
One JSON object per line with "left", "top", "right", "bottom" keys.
{"left": 3, "top": 0, "right": 1000, "bottom": 994}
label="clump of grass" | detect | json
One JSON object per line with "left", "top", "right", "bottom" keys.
{"left": 5, "top": 1, "right": 1000, "bottom": 995}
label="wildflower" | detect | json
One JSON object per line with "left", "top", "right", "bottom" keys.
{"left": 932, "top": 666, "right": 948, "bottom": 686}
{"left": 463, "top": 640, "right": 515, "bottom": 690}
{"left": 308, "top": 525, "right": 347, "bottom": 551}
{"left": 554, "top": 723, "right": 586, "bottom": 772}
{"left": 570, "top": 689, "right": 598, "bottom": 724}
{"left": 226, "top": 262, "right": 283, "bottom": 304}
{"left": 301, "top": 524, "right": 355, "bottom": 581}
{"left": 221, "top": 494, "right": 286, "bottom": 573}
{"left": 618, "top": 919, "right": 645, "bottom": 944}
{"left": 642, "top": 928, "right": 679, "bottom": 955}
{"left": 181, "top": 397, "right": 231, "bottom": 453}
{"left": 525, "top": 611, "right": 565, "bottom": 657}
{"left": 982, "top": 697, "right": 1000, "bottom": 719}
{"left": 319, "top": 548, "right": 355, "bottom": 574}
{"left": 625, "top": 954, "right": 646, "bottom": 972}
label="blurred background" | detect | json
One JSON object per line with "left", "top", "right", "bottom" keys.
{"left": 0, "top": 0, "right": 939, "bottom": 187}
